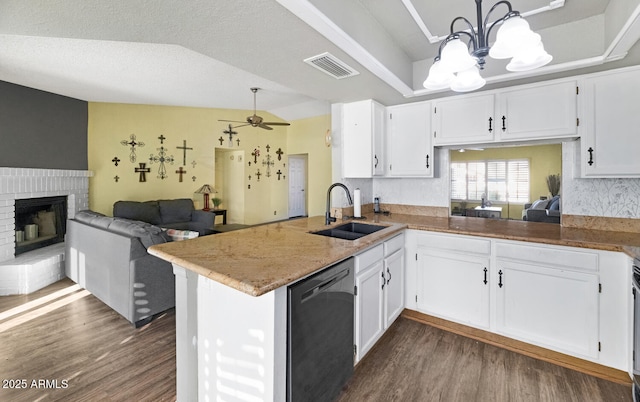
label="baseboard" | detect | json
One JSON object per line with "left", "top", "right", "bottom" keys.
{"left": 401, "top": 309, "right": 632, "bottom": 385}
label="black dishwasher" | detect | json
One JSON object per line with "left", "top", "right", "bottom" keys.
{"left": 287, "top": 257, "right": 354, "bottom": 402}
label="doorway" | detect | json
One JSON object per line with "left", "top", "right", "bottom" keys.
{"left": 215, "top": 148, "right": 245, "bottom": 224}
{"left": 288, "top": 155, "right": 308, "bottom": 218}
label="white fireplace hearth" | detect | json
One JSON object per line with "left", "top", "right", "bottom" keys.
{"left": 0, "top": 167, "right": 92, "bottom": 295}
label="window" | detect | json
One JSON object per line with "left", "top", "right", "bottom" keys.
{"left": 451, "top": 159, "right": 529, "bottom": 203}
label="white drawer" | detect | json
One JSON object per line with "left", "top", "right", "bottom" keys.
{"left": 495, "top": 241, "right": 599, "bottom": 272}
{"left": 355, "top": 244, "right": 383, "bottom": 274}
{"left": 384, "top": 233, "right": 404, "bottom": 256}
{"left": 417, "top": 232, "right": 491, "bottom": 256}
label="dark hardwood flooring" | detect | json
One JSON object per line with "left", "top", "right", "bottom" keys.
{"left": 0, "top": 279, "right": 633, "bottom": 402}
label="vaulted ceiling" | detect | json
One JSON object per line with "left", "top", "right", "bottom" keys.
{"left": 0, "top": 0, "right": 639, "bottom": 120}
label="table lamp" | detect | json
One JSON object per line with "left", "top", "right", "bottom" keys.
{"left": 195, "top": 184, "right": 216, "bottom": 211}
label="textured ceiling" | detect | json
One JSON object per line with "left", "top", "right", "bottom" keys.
{"left": 0, "top": 0, "right": 638, "bottom": 120}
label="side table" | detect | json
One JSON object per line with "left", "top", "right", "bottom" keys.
{"left": 211, "top": 209, "right": 227, "bottom": 225}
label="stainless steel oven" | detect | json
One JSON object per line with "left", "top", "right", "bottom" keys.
{"left": 632, "top": 259, "right": 640, "bottom": 401}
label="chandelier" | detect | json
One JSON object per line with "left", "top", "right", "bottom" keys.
{"left": 423, "top": 0, "right": 552, "bottom": 92}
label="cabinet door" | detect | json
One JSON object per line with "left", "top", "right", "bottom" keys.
{"left": 497, "top": 81, "right": 577, "bottom": 141}
{"left": 387, "top": 102, "right": 433, "bottom": 177}
{"left": 495, "top": 260, "right": 599, "bottom": 359}
{"left": 417, "top": 249, "right": 490, "bottom": 329}
{"left": 581, "top": 68, "right": 640, "bottom": 177}
{"left": 342, "top": 100, "right": 385, "bottom": 178}
{"left": 383, "top": 249, "right": 405, "bottom": 328}
{"left": 355, "top": 261, "right": 385, "bottom": 362}
{"left": 433, "top": 93, "right": 495, "bottom": 146}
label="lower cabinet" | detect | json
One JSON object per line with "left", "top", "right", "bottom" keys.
{"left": 408, "top": 229, "right": 630, "bottom": 371}
{"left": 355, "top": 233, "right": 404, "bottom": 363}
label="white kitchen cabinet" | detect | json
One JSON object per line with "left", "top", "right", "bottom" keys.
{"left": 416, "top": 232, "right": 491, "bottom": 329}
{"left": 495, "top": 241, "right": 600, "bottom": 359}
{"left": 354, "top": 234, "right": 404, "bottom": 362}
{"left": 342, "top": 99, "right": 386, "bottom": 178}
{"left": 496, "top": 80, "right": 578, "bottom": 141}
{"left": 580, "top": 66, "right": 640, "bottom": 177}
{"left": 387, "top": 102, "right": 433, "bottom": 177}
{"left": 433, "top": 93, "right": 495, "bottom": 146}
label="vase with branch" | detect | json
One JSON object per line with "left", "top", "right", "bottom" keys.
{"left": 546, "top": 174, "right": 561, "bottom": 197}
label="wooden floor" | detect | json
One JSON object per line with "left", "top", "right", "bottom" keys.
{"left": 0, "top": 279, "right": 633, "bottom": 402}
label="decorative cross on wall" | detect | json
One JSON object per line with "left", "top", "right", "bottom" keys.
{"left": 276, "top": 148, "right": 284, "bottom": 161}
{"left": 262, "top": 154, "right": 275, "bottom": 178}
{"left": 223, "top": 124, "right": 238, "bottom": 147}
{"left": 175, "top": 166, "right": 187, "bottom": 182}
{"left": 158, "top": 134, "right": 166, "bottom": 144}
{"left": 121, "top": 134, "right": 145, "bottom": 162}
{"left": 176, "top": 140, "right": 193, "bottom": 166}
{"left": 112, "top": 156, "right": 121, "bottom": 166}
{"left": 266, "top": 144, "right": 271, "bottom": 153}
{"left": 252, "top": 148, "right": 260, "bottom": 164}
{"left": 114, "top": 175, "right": 120, "bottom": 182}
{"left": 149, "top": 146, "right": 175, "bottom": 179}
{"left": 191, "top": 160, "right": 197, "bottom": 168}
{"left": 255, "top": 169, "right": 262, "bottom": 182}
{"left": 276, "top": 170, "right": 282, "bottom": 180}
{"left": 236, "top": 138, "right": 241, "bottom": 147}
{"left": 135, "top": 163, "right": 151, "bottom": 182}
{"left": 218, "top": 136, "right": 224, "bottom": 146}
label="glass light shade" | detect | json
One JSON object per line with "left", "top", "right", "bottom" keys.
{"left": 450, "top": 66, "right": 486, "bottom": 92}
{"left": 506, "top": 42, "right": 553, "bottom": 71}
{"left": 439, "top": 38, "right": 477, "bottom": 73}
{"left": 489, "top": 16, "right": 541, "bottom": 59}
{"left": 423, "top": 60, "right": 455, "bottom": 90}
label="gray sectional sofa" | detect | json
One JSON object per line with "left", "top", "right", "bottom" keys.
{"left": 113, "top": 198, "right": 215, "bottom": 236}
{"left": 65, "top": 210, "right": 176, "bottom": 326}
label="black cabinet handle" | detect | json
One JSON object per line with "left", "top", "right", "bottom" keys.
{"left": 381, "top": 271, "right": 385, "bottom": 290}
{"left": 488, "top": 117, "right": 493, "bottom": 133}
{"left": 502, "top": 116, "right": 506, "bottom": 132}
{"left": 483, "top": 267, "right": 488, "bottom": 285}
{"left": 386, "top": 267, "right": 391, "bottom": 285}
{"left": 587, "top": 147, "right": 594, "bottom": 166}
{"left": 426, "top": 155, "right": 430, "bottom": 169}
{"left": 498, "top": 270, "right": 503, "bottom": 288}
{"left": 374, "top": 155, "right": 379, "bottom": 168}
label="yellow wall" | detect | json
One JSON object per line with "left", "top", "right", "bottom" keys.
{"left": 449, "top": 144, "right": 562, "bottom": 219}
{"left": 287, "top": 115, "right": 332, "bottom": 217}
{"left": 88, "top": 103, "right": 295, "bottom": 224}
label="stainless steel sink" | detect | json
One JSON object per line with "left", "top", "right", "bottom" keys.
{"left": 311, "top": 222, "right": 386, "bottom": 240}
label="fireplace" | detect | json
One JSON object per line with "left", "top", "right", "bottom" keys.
{"left": 14, "top": 196, "right": 67, "bottom": 256}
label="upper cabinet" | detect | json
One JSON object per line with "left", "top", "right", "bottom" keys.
{"left": 580, "top": 67, "right": 640, "bottom": 178}
{"left": 387, "top": 102, "right": 433, "bottom": 177}
{"left": 342, "top": 99, "right": 386, "bottom": 178}
{"left": 432, "top": 93, "right": 495, "bottom": 146}
{"left": 497, "top": 81, "right": 578, "bottom": 141}
{"left": 433, "top": 80, "right": 578, "bottom": 146}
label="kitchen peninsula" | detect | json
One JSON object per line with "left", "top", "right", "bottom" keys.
{"left": 149, "top": 212, "right": 640, "bottom": 401}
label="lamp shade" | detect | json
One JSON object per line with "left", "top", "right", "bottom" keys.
{"left": 195, "top": 184, "right": 216, "bottom": 194}
{"left": 439, "top": 38, "right": 477, "bottom": 73}
{"left": 506, "top": 42, "right": 553, "bottom": 71}
{"left": 423, "top": 60, "right": 455, "bottom": 90}
{"left": 450, "top": 66, "right": 486, "bottom": 92}
{"left": 489, "top": 16, "right": 541, "bottom": 60}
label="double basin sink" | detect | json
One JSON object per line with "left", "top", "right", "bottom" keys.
{"left": 311, "top": 222, "right": 386, "bottom": 241}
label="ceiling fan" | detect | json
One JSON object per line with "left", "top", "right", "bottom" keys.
{"left": 219, "top": 87, "right": 291, "bottom": 131}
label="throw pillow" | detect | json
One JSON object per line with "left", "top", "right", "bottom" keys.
{"left": 164, "top": 229, "right": 199, "bottom": 241}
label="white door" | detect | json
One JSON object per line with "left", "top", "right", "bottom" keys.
{"left": 387, "top": 102, "right": 433, "bottom": 177}
{"left": 288, "top": 155, "right": 307, "bottom": 218}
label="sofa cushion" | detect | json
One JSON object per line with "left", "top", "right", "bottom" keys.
{"left": 158, "top": 199, "right": 194, "bottom": 224}
{"left": 108, "top": 218, "right": 171, "bottom": 248}
{"left": 74, "top": 210, "right": 114, "bottom": 229}
{"left": 548, "top": 196, "right": 561, "bottom": 211}
{"left": 530, "top": 199, "right": 550, "bottom": 209}
{"left": 113, "top": 201, "right": 162, "bottom": 225}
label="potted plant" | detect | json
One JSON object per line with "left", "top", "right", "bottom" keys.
{"left": 212, "top": 197, "right": 222, "bottom": 210}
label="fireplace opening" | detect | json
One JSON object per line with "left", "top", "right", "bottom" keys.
{"left": 15, "top": 196, "right": 67, "bottom": 256}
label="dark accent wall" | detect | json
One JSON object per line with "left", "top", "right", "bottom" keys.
{"left": 0, "top": 81, "right": 88, "bottom": 170}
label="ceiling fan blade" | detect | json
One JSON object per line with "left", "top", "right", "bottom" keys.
{"left": 218, "top": 119, "right": 246, "bottom": 124}
{"left": 262, "top": 122, "right": 291, "bottom": 126}
{"left": 257, "top": 123, "right": 273, "bottom": 130}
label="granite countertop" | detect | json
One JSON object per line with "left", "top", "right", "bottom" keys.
{"left": 149, "top": 213, "right": 640, "bottom": 297}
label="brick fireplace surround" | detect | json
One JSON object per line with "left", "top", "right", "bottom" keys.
{"left": 0, "top": 168, "right": 92, "bottom": 295}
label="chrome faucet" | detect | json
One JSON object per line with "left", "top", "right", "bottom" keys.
{"left": 326, "top": 183, "right": 353, "bottom": 225}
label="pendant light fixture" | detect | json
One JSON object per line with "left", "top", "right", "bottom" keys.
{"left": 423, "top": 0, "right": 552, "bottom": 92}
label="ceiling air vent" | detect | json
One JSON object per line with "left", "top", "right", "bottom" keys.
{"left": 303, "top": 52, "right": 359, "bottom": 79}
